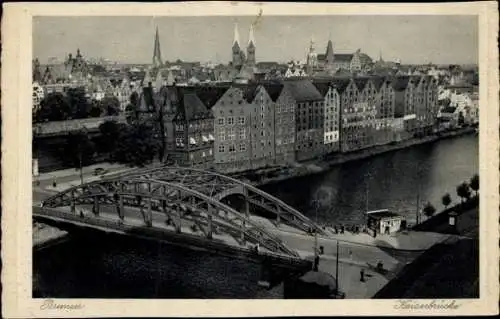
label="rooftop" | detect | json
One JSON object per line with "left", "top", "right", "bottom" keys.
{"left": 284, "top": 79, "right": 323, "bottom": 102}
{"left": 366, "top": 209, "right": 401, "bottom": 219}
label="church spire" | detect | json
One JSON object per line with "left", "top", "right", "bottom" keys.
{"left": 233, "top": 22, "right": 240, "bottom": 46}
{"left": 152, "top": 26, "right": 163, "bottom": 68}
{"left": 248, "top": 23, "right": 255, "bottom": 46}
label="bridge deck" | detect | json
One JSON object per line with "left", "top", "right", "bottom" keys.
{"left": 33, "top": 206, "right": 312, "bottom": 271}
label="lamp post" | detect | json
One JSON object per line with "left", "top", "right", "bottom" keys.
{"left": 312, "top": 199, "right": 320, "bottom": 270}
{"left": 335, "top": 240, "right": 339, "bottom": 296}
{"left": 78, "top": 146, "right": 84, "bottom": 186}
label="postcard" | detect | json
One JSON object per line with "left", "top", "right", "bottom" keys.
{"left": 1, "top": 1, "right": 499, "bottom": 317}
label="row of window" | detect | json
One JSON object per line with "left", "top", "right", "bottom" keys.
{"left": 218, "top": 127, "right": 246, "bottom": 141}
{"left": 218, "top": 144, "right": 246, "bottom": 153}
{"left": 218, "top": 116, "right": 245, "bottom": 125}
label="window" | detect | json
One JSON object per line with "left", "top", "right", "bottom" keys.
{"left": 219, "top": 128, "right": 226, "bottom": 141}
{"left": 229, "top": 145, "right": 236, "bottom": 152}
{"left": 227, "top": 117, "right": 234, "bottom": 125}
{"left": 239, "top": 128, "right": 246, "bottom": 140}
{"left": 239, "top": 144, "right": 246, "bottom": 151}
{"left": 238, "top": 116, "right": 245, "bottom": 124}
{"left": 218, "top": 145, "right": 225, "bottom": 152}
{"left": 228, "top": 128, "right": 235, "bottom": 140}
{"left": 218, "top": 118, "right": 224, "bottom": 125}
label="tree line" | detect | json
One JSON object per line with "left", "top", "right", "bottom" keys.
{"left": 55, "top": 87, "right": 167, "bottom": 168}
{"left": 34, "top": 87, "right": 121, "bottom": 123}
{"left": 421, "top": 174, "right": 479, "bottom": 220}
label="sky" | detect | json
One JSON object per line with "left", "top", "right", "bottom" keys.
{"left": 33, "top": 15, "right": 478, "bottom": 65}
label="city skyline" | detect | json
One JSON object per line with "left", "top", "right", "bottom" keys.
{"left": 33, "top": 15, "right": 478, "bottom": 66}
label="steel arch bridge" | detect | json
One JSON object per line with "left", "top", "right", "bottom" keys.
{"left": 41, "top": 166, "right": 325, "bottom": 258}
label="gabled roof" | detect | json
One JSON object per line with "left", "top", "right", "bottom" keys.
{"left": 370, "top": 76, "right": 386, "bottom": 91}
{"left": 262, "top": 83, "right": 284, "bottom": 102}
{"left": 174, "top": 91, "right": 211, "bottom": 122}
{"left": 239, "top": 84, "right": 260, "bottom": 102}
{"left": 353, "top": 77, "right": 369, "bottom": 91}
{"left": 334, "top": 54, "right": 353, "bottom": 62}
{"left": 284, "top": 80, "right": 323, "bottom": 102}
{"left": 312, "top": 82, "right": 331, "bottom": 97}
{"left": 329, "top": 77, "right": 351, "bottom": 94}
{"left": 194, "top": 86, "right": 230, "bottom": 109}
{"left": 391, "top": 76, "right": 411, "bottom": 91}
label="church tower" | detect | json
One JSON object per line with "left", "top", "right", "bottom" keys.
{"left": 232, "top": 22, "right": 242, "bottom": 67}
{"left": 246, "top": 24, "right": 256, "bottom": 66}
{"left": 152, "top": 27, "right": 163, "bottom": 68}
{"left": 306, "top": 37, "right": 318, "bottom": 75}
{"left": 325, "top": 39, "right": 335, "bottom": 65}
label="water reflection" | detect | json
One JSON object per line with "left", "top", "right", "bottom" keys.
{"left": 261, "top": 135, "right": 478, "bottom": 225}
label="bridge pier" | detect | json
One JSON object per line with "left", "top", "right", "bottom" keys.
{"left": 119, "top": 194, "right": 125, "bottom": 221}
{"left": 276, "top": 205, "right": 281, "bottom": 226}
{"left": 207, "top": 205, "right": 213, "bottom": 239}
{"left": 146, "top": 198, "right": 153, "bottom": 227}
{"left": 70, "top": 190, "right": 76, "bottom": 214}
{"left": 92, "top": 196, "right": 100, "bottom": 216}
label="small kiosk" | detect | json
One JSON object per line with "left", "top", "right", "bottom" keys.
{"left": 366, "top": 209, "right": 404, "bottom": 236}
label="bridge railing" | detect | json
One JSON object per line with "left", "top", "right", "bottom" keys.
{"left": 34, "top": 206, "right": 310, "bottom": 268}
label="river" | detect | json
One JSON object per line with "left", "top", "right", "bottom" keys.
{"left": 33, "top": 134, "right": 478, "bottom": 298}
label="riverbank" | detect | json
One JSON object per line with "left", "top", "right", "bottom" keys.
{"left": 33, "top": 222, "right": 69, "bottom": 250}
{"left": 233, "top": 127, "right": 476, "bottom": 187}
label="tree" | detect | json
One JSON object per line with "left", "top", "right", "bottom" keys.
{"left": 441, "top": 193, "right": 452, "bottom": 209}
{"left": 36, "top": 92, "right": 71, "bottom": 122}
{"left": 114, "top": 122, "right": 160, "bottom": 167}
{"left": 423, "top": 202, "right": 436, "bottom": 218}
{"left": 101, "top": 96, "right": 121, "bottom": 116}
{"left": 98, "top": 120, "right": 124, "bottom": 160}
{"left": 456, "top": 181, "right": 471, "bottom": 203}
{"left": 470, "top": 174, "right": 479, "bottom": 196}
{"left": 60, "top": 130, "right": 95, "bottom": 168}
{"left": 66, "top": 87, "right": 91, "bottom": 119}
{"left": 89, "top": 100, "right": 104, "bottom": 117}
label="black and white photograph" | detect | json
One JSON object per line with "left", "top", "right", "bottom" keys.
{"left": 2, "top": 1, "right": 499, "bottom": 317}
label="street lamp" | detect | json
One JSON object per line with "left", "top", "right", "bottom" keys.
{"left": 312, "top": 199, "right": 320, "bottom": 271}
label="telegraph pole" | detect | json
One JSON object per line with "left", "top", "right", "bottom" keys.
{"left": 79, "top": 146, "right": 84, "bottom": 185}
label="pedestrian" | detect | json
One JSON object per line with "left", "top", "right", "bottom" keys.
{"left": 334, "top": 226, "right": 338, "bottom": 234}
{"left": 52, "top": 179, "right": 57, "bottom": 188}
{"left": 349, "top": 250, "right": 353, "bottom": 259}
{"left": 360, "top": 269, "right": 365, "bottom": 282}
{"left": 314, "top": 255, "right": 320, "bottom": 271}
{"left": 79, "top": 210, "right": 84, "bottom": 218}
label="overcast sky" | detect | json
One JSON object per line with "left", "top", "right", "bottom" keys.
{"left": 33, "top": 15, "right": 478, "bottom": 65}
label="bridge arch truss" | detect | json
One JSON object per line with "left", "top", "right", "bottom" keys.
{"left": 41, "top": 177, "right": 300, "bottom": 257}
{"left": 107, "top": 166, "right": 327, "bottom": 236}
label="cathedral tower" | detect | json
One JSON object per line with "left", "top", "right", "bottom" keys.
{"left": 152, "top": 27, "right": 163, "bottom": 68}
{"left": 246, "top": 24, "right": 256, "bottom": 66}
{"left": 232, "top": 23, "right": 242, "bottom": 67}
